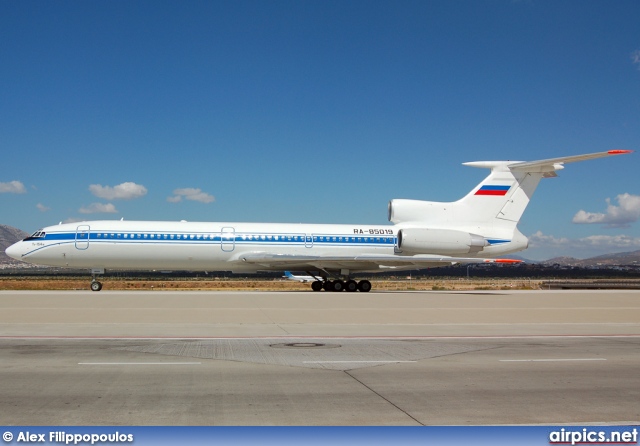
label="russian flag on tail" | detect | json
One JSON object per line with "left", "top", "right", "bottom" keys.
{"left": 475, "top": 185, "right": 511, "bottom": 196}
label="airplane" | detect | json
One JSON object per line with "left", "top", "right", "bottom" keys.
{"left": 283, "top": 271, "right": 320, "bottom": 283}
{"left": 5, "top": 149, "right": 632, "bottom": 292}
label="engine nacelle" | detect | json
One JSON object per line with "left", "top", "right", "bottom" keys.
{"left": 397, "top": 228, "right": 488, "bottom": 255}
{"left": 388, "top": 199, "right": 450, "bottom": 224}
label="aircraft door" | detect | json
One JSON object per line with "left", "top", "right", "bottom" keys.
{"left": 75, "top": 225, "right": 90, "bottom": 250}
{"left": 221, "top": 227, "right": 235, "bottom": 252}
{"left": 305, "top": 234, "right": 313, "bottom": 248}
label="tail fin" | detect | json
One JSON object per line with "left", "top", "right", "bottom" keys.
{"left": 389, "top": 150, "right": 632, "bottom": 236}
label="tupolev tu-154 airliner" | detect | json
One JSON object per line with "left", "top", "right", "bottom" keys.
{"left": 5, "top": 150, "right": 632, "bottom": 292}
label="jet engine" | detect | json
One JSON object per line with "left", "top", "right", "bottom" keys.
{"left": 397, "top": 228, "right": 488, "bottom": 255}
{"left": 388, "top": 199, "right": 446, "bottom": 224}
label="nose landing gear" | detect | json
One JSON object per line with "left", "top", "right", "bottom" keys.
{"left": 89, "top": 268, "right": 104, "bottom": 292}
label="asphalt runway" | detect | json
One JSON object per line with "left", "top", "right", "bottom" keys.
{"left": 1, "top": 289, "right": 639, "bottom": 425}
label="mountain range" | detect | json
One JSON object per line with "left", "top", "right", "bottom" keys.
{"left": 0, "top": 225, "right": 29, "bottom": 264}
{"left": 543, "top": 250, "right": 640, "bottom": 267}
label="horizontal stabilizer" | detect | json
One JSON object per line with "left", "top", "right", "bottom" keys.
{"left": 507, "top": 150, "right": 633, "bottom": 173}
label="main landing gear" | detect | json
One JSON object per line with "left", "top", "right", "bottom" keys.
{"left": 311, "top": 279, "right": 371, "bottom": 292}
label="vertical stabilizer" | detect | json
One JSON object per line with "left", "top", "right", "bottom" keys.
{"left": 456, "top": 162, "right": 544, "bottom": 232}
{"left": 389, "top": 150, "right": 632, "bottom": 238}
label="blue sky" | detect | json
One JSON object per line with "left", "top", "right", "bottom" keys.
{"left": 1, "top": 0, "right": 638, "bottom": 261}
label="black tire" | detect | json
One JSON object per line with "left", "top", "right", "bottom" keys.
{"left": 357, "top": 280, "right": 371, "bottom": 292}
{"left": 345, "top": 280, "right": 358, "bottom": 292}
{"left": 311, "top": 281, "right": 323, "bottom": 292}
{"left": 90, "top": 281, "right": 103, "bottom": 292}
{"left": 333, "top": 280, "right": 344, "bottom": 292}
{"left": 323, "top": 281, "right": 334, "bottom": 292}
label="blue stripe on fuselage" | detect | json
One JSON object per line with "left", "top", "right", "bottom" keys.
{"left": 38, "top": 231, "right": 396, "bottom": 246}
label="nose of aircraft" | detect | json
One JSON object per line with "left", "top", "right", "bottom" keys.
{"left": 5, "top": 241, "right": 23, "bottom": 260}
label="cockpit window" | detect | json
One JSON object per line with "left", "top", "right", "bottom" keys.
{"left": 24, "top": 230, "right": 46, "bottom": 241}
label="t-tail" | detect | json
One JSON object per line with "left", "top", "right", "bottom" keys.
{"left": 389, "top": 150, "right": 633, "bottom": 257}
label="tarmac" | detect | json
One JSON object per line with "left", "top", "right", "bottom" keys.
{"left": 1, "top": 289, "right": 639, "bottom": 425}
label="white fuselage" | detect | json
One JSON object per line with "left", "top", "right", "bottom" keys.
{"left": 6, "top": 220, "right": 522, "bottom": 274}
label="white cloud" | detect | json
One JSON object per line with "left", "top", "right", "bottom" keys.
{"left": 166, "top": 195, "right": 182, "bottom": 203}
{"left": 36, "top": 203, "right": 51, "bottom": 212}
{"left": 89, "top": 182, "right": 147, "bottom": 200}
{"left": 632, "top": 49, "right": 640, "bottom": 70}
{"left": 79, "top": 203, "right": 118, "bottom": 214}
{"left": 167, "top": 188, "right": 215, "bottom": 204}
{"left": 572, "top": 193, "right": 640, "bottom": 227}
{"left": 0, "top": 180, "right": 27, "bottom": 194}
{"left": 529, "top": 231, "right": 640, "bottom": 253}
{"left": 528, "top": 231, "right": 571, "bottom": 247}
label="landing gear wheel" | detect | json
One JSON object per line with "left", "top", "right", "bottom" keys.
{"left": 323, "top": 281, "right": 335, "bottom": 292}
{"left": 357, "top": 280, "right": 371, "bottom": 293}
{"left": 332, "top": 280, "right": 345, "bottom": 292}
{"left": 345, "top": 280, "right": 358, "bottom": 292}
{"left": 311, "top": 281, "right": 323, "bottom": 292}
{"left": 90, "top": 281, "right": 103, "bottom": 292}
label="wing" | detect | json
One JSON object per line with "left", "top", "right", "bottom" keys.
{"left": 235, "top": 252, "right": 521, "bottom": 273}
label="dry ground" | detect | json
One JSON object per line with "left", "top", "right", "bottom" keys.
{"left": 0, "top": 277, "right": 543, "bottom": 291}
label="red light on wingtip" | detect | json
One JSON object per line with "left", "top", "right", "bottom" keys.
{"left": 608, "top": 150, "right": 633, "bottom": 155}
